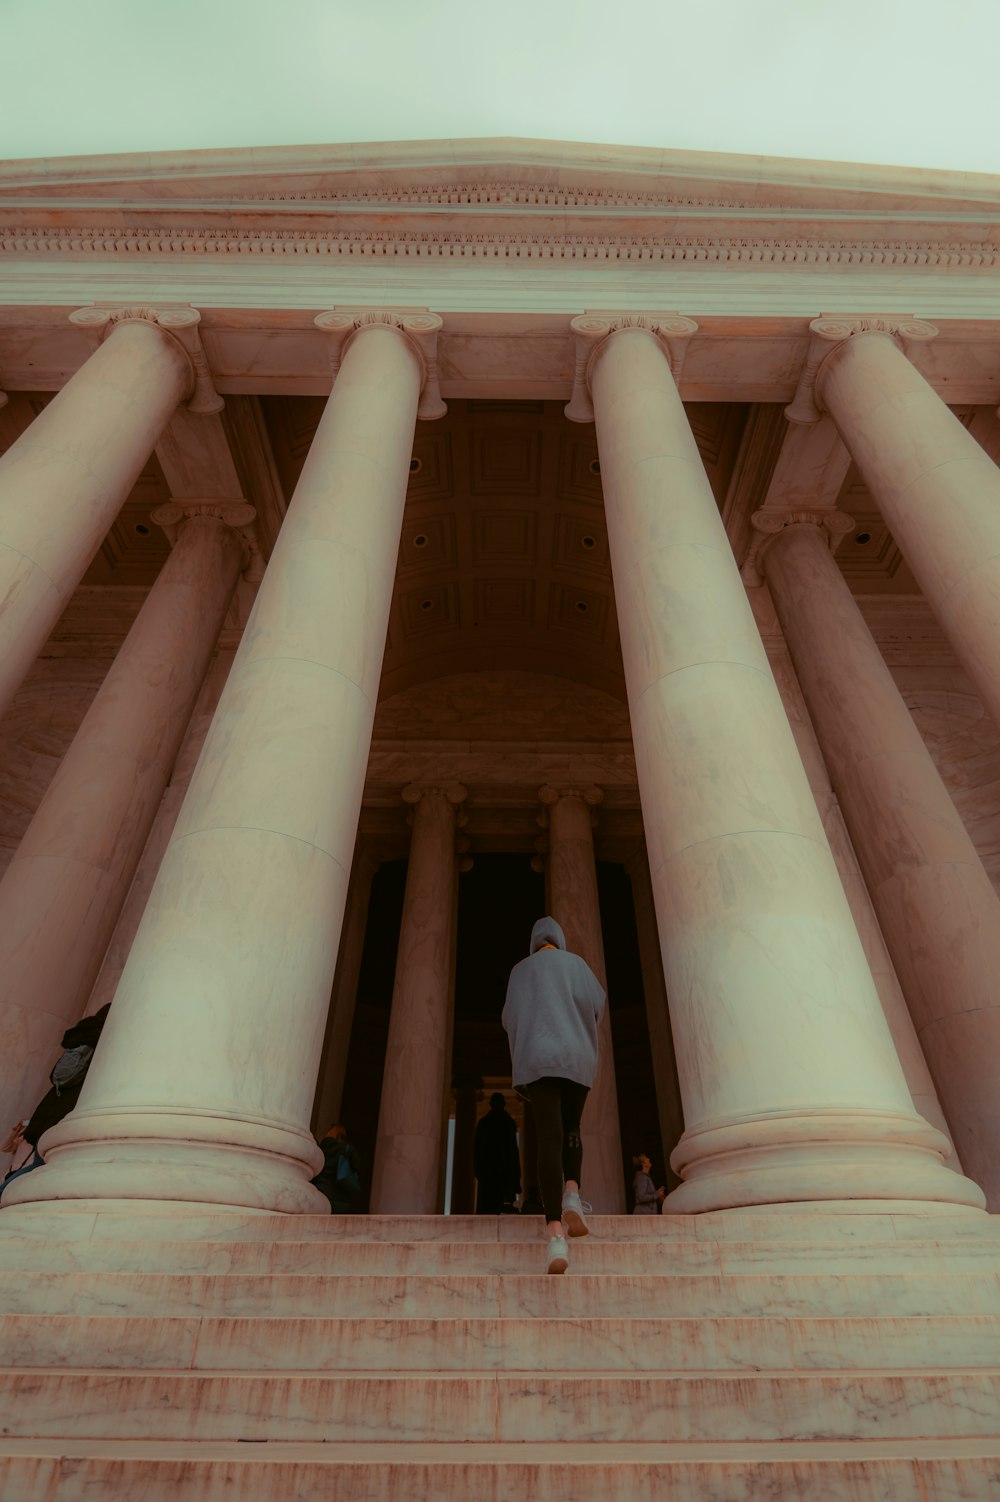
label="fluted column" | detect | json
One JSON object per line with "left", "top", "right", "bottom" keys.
{"left": 570, "top": 312, "right": 983, "bottom": 1214}
{"left": 371, "top": 784, "right": 466, "bottom": 1213}
{"left": 4, "top": 312, "right": 443, "bottom": 1216}
{"left": 800, "top": 318, "right": 1000, "bottom": 729}
{"left": 0, "top": 309, "right": 199, "bottom": 722}
{"left": 760, "top": 515, "right": 1000, "bottom": 1204}
{"left": 0, "top": 502, "right": 250, "bottom": 1136}
{"left": 538, "top": 784, "right": 624, "bottom": 1212}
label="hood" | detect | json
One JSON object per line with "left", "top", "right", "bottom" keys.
{"left": 529, "top": 917, "right": 566, "bottom": 954}
{"left": 60, "top": 1002, "right": 111, "bottom": 1050}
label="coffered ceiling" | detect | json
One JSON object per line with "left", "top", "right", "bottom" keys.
{"left": 260, "top": 395, "right": 749, "bottom": 699}
{"left": 5, "top": 387, "right": 998, "bottom": 682}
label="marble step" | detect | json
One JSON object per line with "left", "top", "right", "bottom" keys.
{"left": 5, "top": 1268, "right": 999, "bottom": 1320}
{"left": 3, "top": 1368, "right": 1000, "bottom": 1444}
{"left": 3, "top": 1207, "right": 996, "bottom": 1244}
{"left": 5, "top": 1436, "right": 1000, "bottom": 1502}
{"left": 2, "top": 1234, "right": 999, "bottom": 1277}
{"left": 2, "top": 1311, "right": 1000, "bottom": 1373}
{"left": 3, "top": 1437, "right": 1000, "bottom": 1502}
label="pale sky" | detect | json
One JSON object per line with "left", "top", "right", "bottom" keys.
{"left": 1, "top": 0, "right": 998, "bottom": 175}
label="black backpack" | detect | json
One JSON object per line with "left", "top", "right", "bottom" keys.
{"left": 49, "top": 1043, "right": 95, "bottom": 1095}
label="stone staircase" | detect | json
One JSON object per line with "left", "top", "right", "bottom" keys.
{"left": 0, "top": 1205, "right": 998, "bottom": 1499}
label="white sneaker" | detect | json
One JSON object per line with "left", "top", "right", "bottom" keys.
{"left": 546, "top": 1234, "right": 569, "bottom": 1274}
{"left": 562, "top": 1189, "right": 591, "bottom": 1238}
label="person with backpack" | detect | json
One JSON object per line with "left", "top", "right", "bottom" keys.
{"left": 1, "top": 1002, "right": 111, "bottom": 1202}
{"left": 310, "top": 1122, "right": 363, "bottom": 1213}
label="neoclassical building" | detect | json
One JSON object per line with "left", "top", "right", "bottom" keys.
{"left": 0, "top": 140, "right": 999, "bottom": 1495}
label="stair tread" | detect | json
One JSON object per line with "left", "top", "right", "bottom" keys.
{"left": 2, "top": 1435, "right": 1000, "bottom": 1462}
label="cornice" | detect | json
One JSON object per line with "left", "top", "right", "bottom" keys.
{"left": 2, "top": 225, "right": 998, "bottom": 269}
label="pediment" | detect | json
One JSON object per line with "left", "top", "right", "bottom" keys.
{"left": 1, "top": 138, "right": 998, "bottom": 266}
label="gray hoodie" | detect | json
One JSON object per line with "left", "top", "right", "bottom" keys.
{"left": 502, "top": 917, "right": 607, "bottom": 1090}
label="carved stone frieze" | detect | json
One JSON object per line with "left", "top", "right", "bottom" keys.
{"left": 784, "top": 315, "right": 938, "bottom": 425}
{"left": 314, "top": 308, "right": 446, "bottom": 421}
{"left": 67, "top": 305, "right": 224, "bottom": 415}
{"left": 565, "top": 313, "right": 698, "bottom": 423}
{"left": 8, "top": 226, "right": 999, "bottom": 268}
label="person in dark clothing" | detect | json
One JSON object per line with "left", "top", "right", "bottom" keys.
{"left": 473, "top": 1092, "right": 521, "bottom": 1214}
{"left": 632, "top": 1152, "right": 665, "bottom": 1214}
{"left": 502, "top": 916, "right": 606, "bottom": 1275}
{"left": 1, "top": 1003, "right": 111, "bottom": 1202}
{"left": 310, "top": 1123, "right": 363, "bottom": 1214}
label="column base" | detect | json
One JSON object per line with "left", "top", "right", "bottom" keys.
{"left": 666, "top": 1108, "right": 987, "bottom": 1215}
{"left": 1, "top": 1108, "right": 329, "bottom": 1215}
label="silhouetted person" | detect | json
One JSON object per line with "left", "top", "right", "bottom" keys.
{"left": 632, "top": 1151, "right": 665, "bottom": 1214}
{"left": 311, "top": 1123, "right": 362, "bottom": 1214}
{"left": 1, "top": 1003, "right": 112, "bottom": 1203}
{"left": 502, "top": 916, "right": 605, "bottom": 1274}
{"left": 473, "top": 1092, "right": 521, "bottom": 1214}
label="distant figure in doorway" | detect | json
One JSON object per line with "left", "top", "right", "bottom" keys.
{"left": 311, "top": 1123, "right": 362, "bottom": 1214}
{"left": 473, "top": 1092, "right": 521, "bottom": 1214}
{"left": 1, "top": 1003, "right": 112, "bottom": 1204}
{"left": 632, "top": 1152, "right": 665, "bottom": 1214}
{"left": 502, "top": 916, "right": 605, "bottom": 1274}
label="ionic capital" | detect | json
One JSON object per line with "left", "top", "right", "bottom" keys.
{"left": 68, "top": 305, "right": 224, "bottom": 415}
{"left": 784, "top": 314, "right": 938, "bottom": 426}
{"left": 537, "top": 784, "right": 604, "bottom": 829}
{"left": 741, "top": 508, "right": 854, "bottom": 585}
{"left": 314, "top": 308, "right": 447, "bottom": 420}
{"left": 151, "top": 499, "right": 259, "bottom": 575}
{"left": 565, "top": 312, "right": 698, "bottom": 423}
{"left": 401, "top": 781, "right": 468, "bottom": 813}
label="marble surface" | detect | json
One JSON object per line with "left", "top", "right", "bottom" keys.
{"left": 4, "top": 322, "right": 424, "bottom": 1215}
{"left": 0, "top": 318, "right": 188, "bottom": 722}
{"left": 587, "top": 322, "right": 978, "bottom": 1215}
{"left": 819, "top": 331, "right": 1000, "bottom": 735}
{"left": 0, "top": 1204, "right": 997, "bottom": 1497}
{"left": 763, "top": 520, "right": 1000, "bottom": 1205}
{"left": 0, "top": 515, "right": 244, "bottom": 1139}
{"left": 371, "top": 787, "right": 461, "bottom": 1213}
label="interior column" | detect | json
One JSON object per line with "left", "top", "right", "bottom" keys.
{"left": 0, "top": 309, "right": 194, "bottom": 721}
{"left": 761, "top": 516, "right": 1000, "bottom": 1204}
{"left": 370, "top": 784, "right": 465, "bottom": 1214}
{"left": 539, "top": 784, "right": 625, "bottom": 1213}
{"left": 574, "top": 313, "right": 983, "bottom": 1214}
{"left": 0, "top": 504, "right": 250, "bottom": 1137}
{"left": 810, "top": 321, "right": 1000, "bottom": 729}
{"left": 4, "top": 313, "right": 442, "bottom": 1216}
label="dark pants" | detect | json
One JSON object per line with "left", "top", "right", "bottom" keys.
{"left": 522, "top": 1077, "right": 589, "bottom": 1226}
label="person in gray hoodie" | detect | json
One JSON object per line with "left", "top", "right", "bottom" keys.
{"left": 502, "top": 916, "right": 606, "bottom": 1274}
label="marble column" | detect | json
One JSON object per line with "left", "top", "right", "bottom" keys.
{"left": 805, "top": 320, "right": 1000, "bottom": 730}
{"left": 570, "top": 313, "right": 983, "bottom": 1213}
{"left": 0, "top": 503, "right": 250, "bottom": 1138}
{"left": 760, "top": 516, "right": 1000, "bottom": 1203}
{"left": 311, "top": 844, "right": 380, "bottom": 1137}
{"left": 370, "top": 784, "right": 466, "bottom": 1214}
{"left": 0, "top": 309, "right": 195, "bottom": 722}
{"left": 539, "top": 784, "right": 625, "bottom": 1213}
{"left": 4, "top": 313, "right": 442, "bottom": 1215}
{"left": 761, "top": 599, "right": 958, "bottom": 1164}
